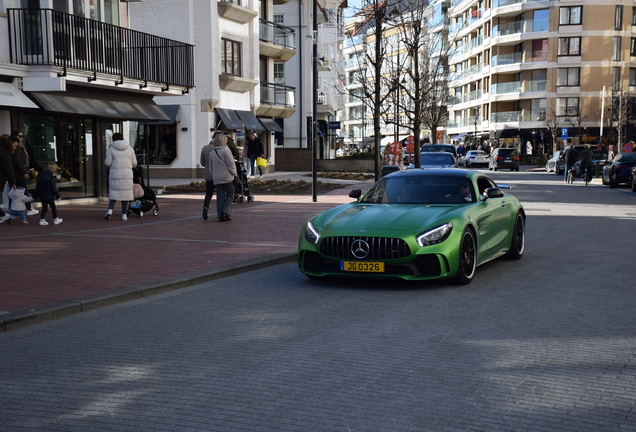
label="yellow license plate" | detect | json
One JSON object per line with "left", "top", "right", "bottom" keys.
{"left": 340, "top": 261, "right": 385, "bottom": 273}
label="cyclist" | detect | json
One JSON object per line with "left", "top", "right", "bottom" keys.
{"left": 578, "top": 144, "right": 594, "bottom": 181}
{"left": 561, "top": 143, "right": 579, "bottom": 182}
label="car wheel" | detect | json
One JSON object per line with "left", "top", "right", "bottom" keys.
{"left": 602, "top": 175, "right": 608, "bottom": 185}
{"left": 453, "top": 228, "right": 476, "bottom": 285}
{"left": 505, "top": 212, "right": 525, "bottom": 260}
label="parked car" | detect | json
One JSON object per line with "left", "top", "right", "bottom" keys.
{"left": 545, "top": 151, "right": 563, "bottom": 173}
{"left": 460, "top": 150, "right": 489, "bottom": 168}
{"left": 602, "top": 152, "right": 636, "bottom": 187}
{"left": 408, "top": 152, "right": 457, "bottom": 169}
{"left": 631, "top": 166, "right": 636, "bottom": 192}
{"left": 420, "top": 143, "right": 458, "bottom": 158}
{"left": 489, "top": 148, "right": 520, "bottom": 171}
{"left": 553, "top": 145, "right": 607, "bottom": 175}
{"left": 298, "top": 169, "right": 525, "bottom": 284}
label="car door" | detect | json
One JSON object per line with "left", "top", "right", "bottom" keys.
{"left": 474, "top": 176, "right": 514, "bottom": 256}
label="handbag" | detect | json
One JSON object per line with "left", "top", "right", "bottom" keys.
{"left": 256, "top": 157, "right": 268, "bottom": 168}
{"left": 133, "top": 183, "right": 144, "bottom": 199}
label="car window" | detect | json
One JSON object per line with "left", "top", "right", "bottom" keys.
{"left": 421, "top": 153, "right": 455, "bottom": 165}
{"left": 476, "top": 176, "right": 497, "bottom": 196}
{"left": 362, "top": 175, "right": 474, "bottom": 204}
{"left": 616, "top": 153, "right": 636, "bottom": 161}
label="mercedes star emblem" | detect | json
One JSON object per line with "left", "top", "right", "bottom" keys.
{"left": 351, "top": 239, "right": 370, "bottom": 259}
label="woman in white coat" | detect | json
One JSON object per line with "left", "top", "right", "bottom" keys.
{"left": 209, "top": 133, "right": 237, "bottom": 222}
{"left": 104, "top": 132, "right": 137, "bottom": 220}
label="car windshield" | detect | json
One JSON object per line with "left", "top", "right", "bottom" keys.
{"left": 420, "top": 153, "right": 455, "bottom": 165}
{"left": 360, "top": 174, "right": 475, "bottom": 205}
{"left": 468, "top": 151, "right": 486, "bottom": 157}
{"left": 496, "top": 149, "right": 516, "bottom": 156}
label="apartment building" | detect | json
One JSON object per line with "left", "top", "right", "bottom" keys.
{"left": 445, "top": 0, "right": 636, "bottom": 154}
{"left": 0, "top": 0, "right": 192, "bottom": 200}
{"left": 129, "top": 0, "right": 297, "bottom": 177}
{"left": 274, "top": 0, "right": 346, "bottom": 158}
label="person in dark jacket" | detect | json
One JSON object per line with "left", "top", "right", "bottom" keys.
{"left": 10, "top": 132, "right": 37, "bottom": 216}
{"left": 0, "top": 135, "right": 17, "bottom": 223}
{"left": 246, "top": 132, "right": 264, "bottom": 178}
{"left": 561, "top": 144, "right": 579, "bottom": 181}
{"left": 578, "top": 144, "right": 594, "bottom": 179}
{"left": 32, "top": 168, "right": 62, "bottom": 226}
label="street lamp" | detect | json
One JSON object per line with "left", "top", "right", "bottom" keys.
{"left": 472, "top": 108, "right": 480, "bottom": 150}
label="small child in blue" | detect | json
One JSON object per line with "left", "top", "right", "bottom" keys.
{"left": 33, "top": 168, "right": 63, "bottom": 226}
{"left": 7, "top": 187, "right": 33, "bottom": 224}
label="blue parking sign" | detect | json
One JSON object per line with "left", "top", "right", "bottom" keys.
{"left": 562, "top": 128, "right": 569, "bottom": 139}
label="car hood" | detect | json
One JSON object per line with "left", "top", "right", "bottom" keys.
{"left": 313, "top": 202, "right": 463, "bottom": 233}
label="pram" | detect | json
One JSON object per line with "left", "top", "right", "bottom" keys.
{"left": 128, "top": 166, "right": 159, "bottom": 217}
{"left": 233, "top": 160, "right": 254, "bottom": 203}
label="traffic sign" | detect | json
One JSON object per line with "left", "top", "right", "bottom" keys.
{"left": 561, "top": 128, "right": 569, "bottom": 139}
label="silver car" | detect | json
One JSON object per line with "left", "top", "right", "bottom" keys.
{"left": 460, "top": 150, "right": 489, "bottom": 168}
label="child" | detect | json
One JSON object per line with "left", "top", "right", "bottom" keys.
{"left": 33, "top": 168, "right": 62, "bottom": 226}
{"left": 7, "top": 187, "right": 33, "bottom": 224}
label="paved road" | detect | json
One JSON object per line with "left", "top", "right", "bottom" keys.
{"left": 1, "top": 170, "right": 636, "bottom": 431}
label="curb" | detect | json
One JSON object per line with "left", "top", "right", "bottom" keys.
{"left": 0, "top": 252, "right": 298, "bottom": 333}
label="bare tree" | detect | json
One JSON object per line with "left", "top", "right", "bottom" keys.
{"left": 544, "top": 107, "right": 562, "bottom": 154}
{"left": 389, "top": 0, "right": 455, "bottom": 168}
{"left": 611, "top": 86, "right": 635, "bottom": 152}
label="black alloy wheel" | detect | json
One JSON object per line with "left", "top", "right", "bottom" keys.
{"left": 505, "top": 212, "right": 525, "bottom": 260}
{"left": 454, "top": 228, "right": 476, "bottom": 285}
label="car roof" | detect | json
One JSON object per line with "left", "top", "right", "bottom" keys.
{"left": 389, "top": 168, "right": 473, "bottom": 179}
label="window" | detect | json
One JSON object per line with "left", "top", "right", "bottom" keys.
{"left": 221, "top": 38, "right": 242, "bottom": 76}
{"left": 273, "top": 62, "right": 284, "bottom": 83}
{"left": 273, "top": 14, "right": 284, "bottom": 24}
{"left": 630, "top": 68, "right": 636, "bottom": 86}
{"left": 557, "top": 68, "right": 580, "bottom": 86}
{"left": 556, "top": 97, "right": 579, "bottom": 116}
{"left": 614, "top": 37, "right": 622, "bottom": 61}
{"left": 558, "top": 37, "right": 581, "bottom": 56}
{"left": 532, "top": 39, "right": 548, "bottom": 61}
{"left": 632, "top": 7, "right": 636, "bottom": 26}
{"left": 613, "top": 67, "right": 621, "bottom": 91}
{"left": 632, "top": 38, "right": 636, "bottom": 56}
{"left": 559, "top": 6, "right": 582, "bottom": 25}
{"left": 616, "top": 6, "right": 623, "bottom": 30}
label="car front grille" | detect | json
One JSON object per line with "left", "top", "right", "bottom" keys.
{"left": 320, "top": 237, "right": 411, "bottom": 260}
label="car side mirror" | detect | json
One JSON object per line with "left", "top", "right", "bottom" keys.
{"left": 483, "top": 187, "right": 504, "bottom": 200}
{"left": 349, "top": 189, "right": 362, "bottom": 199}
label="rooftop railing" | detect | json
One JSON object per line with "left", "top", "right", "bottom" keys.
{"left": 7, "top": 8, "right": 194, "bottom": 89}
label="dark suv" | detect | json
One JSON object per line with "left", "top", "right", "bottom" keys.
{"left": 489, "top": 148, "right": 520, "bottom": 171}
{"left": 420, "top": 143, "right": 458, "bottom": 158}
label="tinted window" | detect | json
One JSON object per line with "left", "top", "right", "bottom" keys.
{"left": 361, "top": 174, "right": 474, "bottom": 204}
{"left": 421, "top": 153, "right": 455, "bottom": 165}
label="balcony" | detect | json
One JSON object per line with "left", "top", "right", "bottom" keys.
{"left": 259, "top": 20, "right": 296, "bottom": 61}
{"left": 491, "top": 52, "right": 522, "bottom": 66}
{"left": 494, "top": 0, "right": 548, "bottom": 8}
{"left": 522, "top": 111, "right": 546, "bottom": 122}
{"left": 527, "top": 80, "right": 546, "bottom": 92}
{"left": 256, "top": 82, "right": 296, "bottom": 118}
{"left": 217, "top": 0, "right": 258, "bottom": 24}
{"left": 492, "top": 18, "right": 548, "bottom": 38}
{"left": 7, "top": 8, "right": 194, "bottom": 89}
{"left": 491, "top": 81, "right": 521, "bottom": 94}
{"left": 491, "top": 111, "right": 522, "bottom": 123}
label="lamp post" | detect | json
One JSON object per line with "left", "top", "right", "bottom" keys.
{"left": 472, "top": 108, "right": 480, "bottom": 150}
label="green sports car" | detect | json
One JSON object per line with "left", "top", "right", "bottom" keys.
{"left": 298, "top": 169, "right": 525, "bottom": 284}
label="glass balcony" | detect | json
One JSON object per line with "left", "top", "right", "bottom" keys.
{"left": 260, "top": 82, "right": 296, "bottom": 107}
{"left": 493, "top": 18, "right": 548, "bottom": 37}
{"left": 491, "top": 111, "right": 522, "bottom": 123}
{"left": 491, "top": 81, "right": 521, "bottom": 94}
{"left": 259, "top": 20, "right": 295, "bottom": 50}
{"left": 494, "top": 0, "right": 549, "bottom": 8}
{"left": 7, "top": 8, "right": 194, "bottom": 88}
{"left": 491, "top": 52, "right": 522, "bottom": 66}
{"left": 528, "top": 80, "right": 547, "bottom": 92}
{"left": 523, "top": 111, "right": 546, "bottom": 122}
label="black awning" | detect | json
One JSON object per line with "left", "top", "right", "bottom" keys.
{"left": 258, "top": 117, "right": 283, "bottom": 132}
{"left": 28, "top": 90, "right": 170, "bottom": 121}
{"left": 236, "top": 110, "right": 265, "bottom": 131}
{"left": 147, "top": 105, "right": 180, "bottom": 125}
{"left": 215, "top": 108, "right": 244, "bottom": 130}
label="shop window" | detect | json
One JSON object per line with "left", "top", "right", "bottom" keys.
{"left": 127, "top": 122, "right": 177, "bottom": 166}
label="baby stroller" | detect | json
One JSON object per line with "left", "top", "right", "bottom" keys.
{"left": 128, "top": 166, "right": 159, "bottom": 217}
{"left": 233, "top": 160, "right": 254, "bottom": 203}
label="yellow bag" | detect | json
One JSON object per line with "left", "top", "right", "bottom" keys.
{"left": 256, "top": 157, "right": 268, "bottom": 168}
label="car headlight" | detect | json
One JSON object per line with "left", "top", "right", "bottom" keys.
{"left": 417, "top": 223, "right": 453, "bottom": 247}
{"left": 304, "top": 220, "right": 321, "bottom": 244}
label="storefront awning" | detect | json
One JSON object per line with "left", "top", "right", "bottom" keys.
{"left": 452, "top": 133, "right": 467, "bottom": 140}
{"left": 258, "top": 117, "right": 283, "bottom": 132}
{"left": 215, "top": 108, "right": 244, "bottom": 130}
{"left": 0, "top": 82, "right": 38, "bottom": 109}
{"left": 147, "top": 105, "right": 180, "bottom": 125}
{"left": 28, "top": 90, "right": 170, "bottom": 121}
{"left": 236, "top": 110, "right": 265, "bottom": 131}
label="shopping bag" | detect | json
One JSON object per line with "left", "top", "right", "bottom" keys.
{"left": 256, "top": 157, "right": 268, "bottom": 168}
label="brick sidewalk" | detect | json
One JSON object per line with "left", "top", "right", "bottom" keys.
{"left": 0, "top": 181, "right": 374, "bottom": 330}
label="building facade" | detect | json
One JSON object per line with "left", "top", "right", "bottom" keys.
{"left": 445, "top": 0, "right": 636, "bottom": 154}
{"left": 0, "top": 0, "right": 193, "bottom": 201}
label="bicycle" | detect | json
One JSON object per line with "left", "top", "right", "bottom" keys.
{"left": 567, "top": 166, "right": 576, "bottom": 184}
{"left": 582, "top": 166, "right": 590, "bottom": 186}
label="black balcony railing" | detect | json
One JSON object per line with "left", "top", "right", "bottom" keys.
{"left": 8, "top": 8, "right": 194, "bottom": 89}
{"left": 260, "top": 82, "right": 296, "bottom": 107}
{"left": 259, "top": 20, "right": 295, "bottom": 50}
